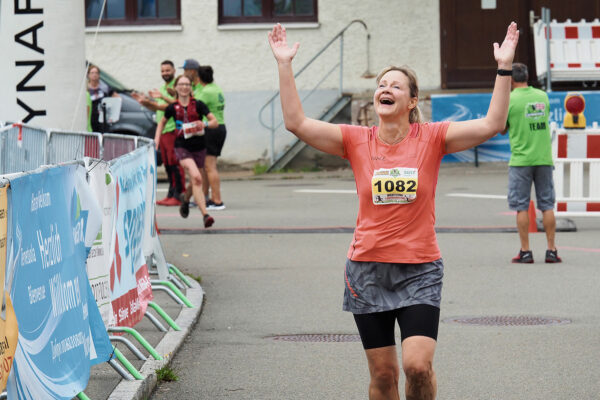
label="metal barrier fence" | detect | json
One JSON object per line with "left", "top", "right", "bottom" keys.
{"left": 48, "top": 129, "right": 102, "bottom": 164}
{"left": 137, "top": 136, "right": 153, "bottom": 148}
{"left": 0, "top": 124, "right": 149, "bottom": 170}
{"left": 102, "top": 133, "right": 138, "bottom": 161}
{"left": 0, "top": 124, "right": 47, "bottom": 175}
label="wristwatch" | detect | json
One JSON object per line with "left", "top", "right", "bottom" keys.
{"left": 497, "top": 69, "right": 513, "bottom": 76}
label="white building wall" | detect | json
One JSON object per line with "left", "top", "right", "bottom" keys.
{"left": 85, "top": 0, "right": 441, "bottom": 164}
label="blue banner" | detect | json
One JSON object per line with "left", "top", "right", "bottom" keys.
{"left": 431, "top": 90, "right": 600, "bottom": 162}
{"left": 109, "top": 148, "right": 153, "bottom": 329}
{"left": 6, "top": 165, "right": 113, "bottom": 400}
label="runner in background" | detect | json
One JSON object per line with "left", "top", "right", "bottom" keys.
{"left": 268, "top": 22, "right": 519, "bottom": 400}
{"left": 155, "top": 74, "right": 219, "bottom": 228}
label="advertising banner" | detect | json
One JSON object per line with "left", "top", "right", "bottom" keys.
{"left": 86, "top": 160, "right": 116, "bottom": 328}
{"left": 431, "top": 90, "right": 600, "bottom": 162}
{"left": 0, "top": 0, "right": 87, "bottom": 129}
{"left": 6, "top": 165, "right": 113, "bottom": 400}
{"left": 143, "top": 146, "right": 157, "bottom": 258}
{"left": 142, "top": 146, "right": 170, "bottom": 280}
{"left": 109, "top": 149, "right": 153, "bottom": 328}
{"left": 0, "top": 185, "right": 18, "bottom": 391}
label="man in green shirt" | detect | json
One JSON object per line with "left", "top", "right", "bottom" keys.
{"left": 135, "top": 60, "right": 185, "bottom": 206}
{"left": 502, "top": 63, "right": 561, "bottom": 263}
{"left": 196, "top": 65, "right": 227, "bottom": 210}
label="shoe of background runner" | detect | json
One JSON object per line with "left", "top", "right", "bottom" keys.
{"left": 207, "top": 199, "right": 226, "bottom": 210}
{"left": 163, "top": 197, "right": 181, "bottom": 206}
{"left": 545, "top": 249, "right": 562, "bottom": 263}
{"left": 179, "top": 194, "right": 190, "bottom": 218}
{"left": 156, "top": 197, "right": 171, "bottom": 206}
{"left": 512, "top": 250, "right": 534, "bottom": 263}
{"left": 203, "top": 214, "right": 214, "bottom": 228}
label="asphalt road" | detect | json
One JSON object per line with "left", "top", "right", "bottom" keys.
{"left": 131, "top": 163, "right": 598, "bottom": 400}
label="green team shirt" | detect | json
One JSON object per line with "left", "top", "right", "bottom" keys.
{"left": 157, "top": 80, "right": 176, "bottom": 133}
{"left": 195, "top": 83, "right": 225, "bottom": 124}
{"left": 192, "top": 82, "right": 204, "bottom": 100}
{"left": 506, "top": 86, "right": 553, "bottom": 166}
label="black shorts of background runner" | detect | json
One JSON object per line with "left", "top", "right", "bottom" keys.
{"left": 353, "top": 304, "right": 440, "bottom": 349}
{"left": 205, "top": 125, "right": 227, "bottom": 157}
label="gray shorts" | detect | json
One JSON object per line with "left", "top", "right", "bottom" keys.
{"left": 508, "top": 165, "right": 555, "bottom": 211}
{"left": 343, "top": 258, "right": 444, "bottom": 314}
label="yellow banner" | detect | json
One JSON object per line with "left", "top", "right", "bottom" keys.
{"left": 0, "top": 185, "right": 17, "bottom": 390}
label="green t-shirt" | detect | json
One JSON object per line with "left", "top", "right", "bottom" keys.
{"left": 195, "top": 83, "right": 225, "bottom": 124}
{"left": 157, "top": 80, "right": 176, "bottom": 133}
{"left": 86, "top": 91, "right": 93, "bottom": 132}
{"left": 192, "top": 82, "right": 204, "bottom": 100}
{"left": 506, "top": 86, "right": 553, "bottom": 166}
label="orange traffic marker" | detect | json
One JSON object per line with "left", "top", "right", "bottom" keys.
{"left": 528, "top": 200, "right": 538, "bottom": 233}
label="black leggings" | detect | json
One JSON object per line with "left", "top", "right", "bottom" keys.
{"left": 353, "top": 304, "right": 440, "bottom": 350}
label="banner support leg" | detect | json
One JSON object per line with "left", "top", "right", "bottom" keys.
{"left": 110, "top": 335, "right": 147, "bottom": 360}
{"left": 108, "top": 358, "right": 135, "bottom": 381}
{"left": 168, "top": 263, "right": 193, "bottom": 288}
{"left": 151, "top": 285, "right": 185, "bottom": 306}
{"left": 168, "top": 273, "right": 185, "bottom": 290}
{"left": 76, "top": 392, "right": 91, "bottom": 400}
{"left": 149, "top": 301, "right": 181, "bottom": 331}
{"left": 144, "top": 310, "right": 167, "bottom": 332}
{"left": 112, "top": 346, "right": 143, "bottom": 380}
{"left": 151, "top": 280, "right": 194, "bottom": 308}
{"left": 108, "top": 327, "right": 163, "bottom": 360}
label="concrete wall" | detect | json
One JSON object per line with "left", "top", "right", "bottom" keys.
{"left": 85, "top": 0, "right": 441, "bottom": 165}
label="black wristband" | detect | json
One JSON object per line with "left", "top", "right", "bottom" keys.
{"left": 497, "top": 69, "right": 513, "bottom": 76}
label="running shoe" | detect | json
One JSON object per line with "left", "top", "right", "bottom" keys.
{"left": 545, "top": 249, "right": 562, "bottom": 263}
{"left": 156, "top": 197, "right": 171, "bottom": 206}
{"left": 203, "top": 214, "right": 214, "bottom": 228}
{"left": 207, "top": 199, "right": 226, "bottom": 210}
{"left": 512, "top": 250, "right": 534, "bottom": 263}
{"left": 163, "top": 197, "right": 181, "bottom": 206}
{"left": 179, "top": 194, "right": 190, "bottom": 219}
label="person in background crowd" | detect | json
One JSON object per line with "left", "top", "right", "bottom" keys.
{"left": 86, "top": 91, "right": 93, "bottom": 132}
{"left": 155, "top": 74, "right": 218, "bottom": 228}
{"left": 134, "top": 60, "right": 186, "bottom": 206}
{"left": 180, "top": 59, "right": 203, "bottom": 98}
{"left": 87, "top": 64, "right": 116, "bottom": 133}
{"left": 502, "top": 62, "right": 561, "bottom": 264}
{"left": 197, "top": 65, "right": 227, "bottom": 210}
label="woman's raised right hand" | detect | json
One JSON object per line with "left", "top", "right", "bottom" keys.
{"left": 268, "top": 23, "right": 300, "bottom": 64}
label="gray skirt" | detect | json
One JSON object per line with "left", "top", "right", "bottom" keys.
{"left": 343, "top": 258, "right": 444, "bottom": 314}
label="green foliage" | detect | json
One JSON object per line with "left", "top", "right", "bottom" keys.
{"left": 253, "top": 163, "right": 269, "bottom": 175}
{"left": 156, "top": 365, "right": 179, "bottom": 382}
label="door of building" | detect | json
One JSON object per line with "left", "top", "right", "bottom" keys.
{"left": 440, "top": 0, "right": 600, "bottom": 88}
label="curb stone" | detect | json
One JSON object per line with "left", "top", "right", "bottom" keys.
{"left": 106, "top": 278, "right": 204, "bottom": 400}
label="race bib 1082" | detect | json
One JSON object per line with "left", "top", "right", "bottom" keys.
{"left": 371, "top": 167, "right": 418, "bottom": 205}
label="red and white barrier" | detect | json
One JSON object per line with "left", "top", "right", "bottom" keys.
{"left": 552, "top": 123, "right": 600, "bottom": 216}
{"left": 533, "top": 19, "right": 600, "bottom": 82}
